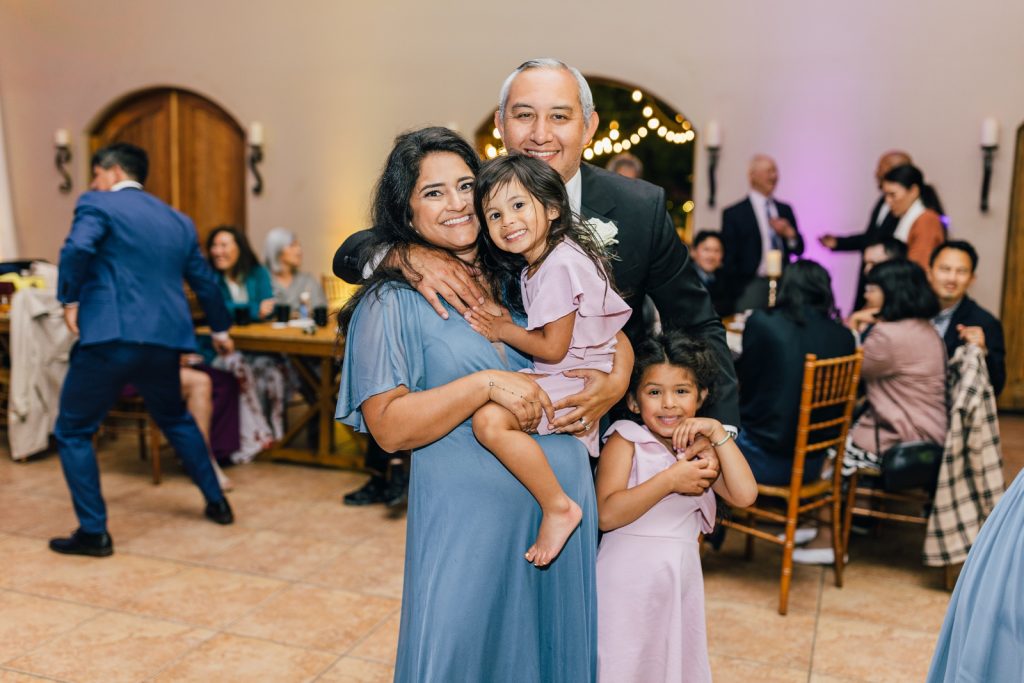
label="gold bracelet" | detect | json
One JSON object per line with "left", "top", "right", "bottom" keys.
{"left": 711, "top": 432, "right": 733, "bottom": 448}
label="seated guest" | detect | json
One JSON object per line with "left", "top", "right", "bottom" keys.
{"left": 207, "top": 225, "right": 275, "bottom": 321}
{"left": 928, "top": 240, "right": 1006, "bottom": 396}
{"left": 721, "top": 154, "right": 804, "bottom": 309}
{"left": 691, "top": 230, "right": 734, "bottom": 317}
{"left": 605, "top": 152, "right": 643, "bottom": 179}
{"left": 882, "top": 164, "right": 945, "bottom": 270}
{"left": 843, "top": 259, "right": 947, "bottom": 473}
{"left": 263, "top": 227, "right": 327, "bottom": 314}
{"left": 180, "top": 364, "right": 236, "bottom": 490}
{"left": 735, "top": 260, "right": 855, "bottom": 486}
{"left": 205, "top": 226, "right": 287, "bottom": 441}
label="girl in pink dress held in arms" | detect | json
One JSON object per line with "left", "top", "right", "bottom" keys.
{"left": 596, "top": 332, "right": 757, "bottom": 682}
{"left": 465, "top": 154, "right": 631, "bottom": 568}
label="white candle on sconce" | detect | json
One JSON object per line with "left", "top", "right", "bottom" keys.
{"left": 705, "top": 120, "right": 721, "bottom": 148}
{"left": 54, "top": 128, "right": 70, "bottom": 146}
{"left": 981, "top": 117, "right": 999, "bottom": 148}
{"left": 765, "top": 249, "right": 783, "bottom": 278}
{"left": 248, "top": 122, "right": 264, "bottom": 146}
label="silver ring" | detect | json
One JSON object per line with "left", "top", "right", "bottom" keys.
{"left": 579, "top": 418, "right": 589, "bottom": 430}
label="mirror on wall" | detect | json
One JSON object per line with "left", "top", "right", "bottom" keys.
{"left": 474, "top": 76, "right": 696, "bottom": 239}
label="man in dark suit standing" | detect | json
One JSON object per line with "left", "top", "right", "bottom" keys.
{"left": 51, "top": 143, "right": 236, "bottom": 557}
{"left": 928, "top": 240, "right": 1006, "bottom": 396}
{"left": 720, "top": 155, "right": 804, "bottom": 309}
{"left": 334, "top": 59, "right": 737, "bottom": 502}
{"left": 819, "top": 150, "right": 912, "bottom": 311}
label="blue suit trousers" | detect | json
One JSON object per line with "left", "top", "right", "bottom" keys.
{"left": 54, "top": 342, "right": 224, "bottom": 534}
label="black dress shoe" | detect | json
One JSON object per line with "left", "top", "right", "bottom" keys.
{"left": 204, "top": 499, "right": 234, "bottom": 525}
{"left": 49, "top": 529, "right": 113, "bottom": 557}
{"left": 343, "top": 475, "right": 389, "bottom": 506}
{"left": 384, "top": 468, "right": 409, "bottom": 508}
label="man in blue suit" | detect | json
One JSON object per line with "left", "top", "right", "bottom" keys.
{"left": 51, "top": 143, "right": 235, "bottom": 557}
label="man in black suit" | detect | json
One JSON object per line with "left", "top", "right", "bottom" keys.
{"left": 335, "top": 59, "right": 738, "bottom": 502}
{"left": 928, "top": 240, "right": 1006, "bottom": 396}
{"left": 720, "top": 155, "right": 804, "bottom": 309}
{"left": 690, "top": 230, "right": 734, "bottom": 317}
{"left": 819, "top": 150, "right": 911, "bottom": 311}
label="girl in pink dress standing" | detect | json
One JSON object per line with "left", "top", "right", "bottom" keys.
{"left": 596, "top": 332, "right": 757, "bottom": 682}
{"left": 466, "top": 154, "right": 631, "bottom": 568}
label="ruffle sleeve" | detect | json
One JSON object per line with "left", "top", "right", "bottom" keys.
{"left": 522, "top": 240, "right": 631, "bottom": 350}
{"left": 335, "top": 283, "right": 425, "bottom": 432}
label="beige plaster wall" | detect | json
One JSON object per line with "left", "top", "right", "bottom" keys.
{"left": 1, "top": 0, "right": 1022, "bottom": 313}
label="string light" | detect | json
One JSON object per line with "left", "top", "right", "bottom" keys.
{"left": 578, "top": 92, "right": 693, "bottom": 158}
{"left": 609, "top": 129, "right": 620, "bottom": 140}
{"left": 492, "top": 128, "right": 501, "bottom": 139}
{"left": 485, "top": 144, "right": 498, "bottom": 158}
{"left": 631, "top": 89, "right": 643, "bottom": 102}
{"left": 642, "top": 105, "right": 653, "bottom": 118}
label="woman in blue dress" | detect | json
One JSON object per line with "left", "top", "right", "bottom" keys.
{"left": 927, "top": 469, "right": 1024, "bottom": 681}
{"left": 335, "top": 127, "right": 631, "bottom": 682}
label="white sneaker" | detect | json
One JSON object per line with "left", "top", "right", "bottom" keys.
{"left": 791, "top": 547, "right": 848, "bottom": 565}
{"left": 776, "top": 527, "right": 818, "bottom": 546}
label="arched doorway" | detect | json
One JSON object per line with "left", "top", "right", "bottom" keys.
{"left": 474, "top": 76, "right": 696, "bottom": 240}
{"left": 1000, "top": 122, "right": 1024, "bottom": 410}
{"left": 90, "top": 88, "right": 246, "bottom": 246}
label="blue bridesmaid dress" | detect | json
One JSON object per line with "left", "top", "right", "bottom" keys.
{"left": 337, "top": 284, "right": 597, "bottom": 682}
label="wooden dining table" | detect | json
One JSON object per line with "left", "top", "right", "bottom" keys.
{"left": 197, "top": 322, "right": 364, "bottom": 469}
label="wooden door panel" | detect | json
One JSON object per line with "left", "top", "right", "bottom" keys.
{"left": 177, "top": 92, "right": 246, "bottom": 246}
{"left": 1000, "top": 124, "right": 1024, "bottom": 410}
{"left": 90, "top": 93, "right": 173, "bottom": 205}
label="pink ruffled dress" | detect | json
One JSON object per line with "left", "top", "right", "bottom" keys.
{"left": 597, "top": 420, "right": 716, "bottom": 683}
{"left": 521, "top": 240, "right": 631, "bottom": 456}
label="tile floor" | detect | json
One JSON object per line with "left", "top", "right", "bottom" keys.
{"left": 1, "top": 415, "right": 1021, "bottom": 683}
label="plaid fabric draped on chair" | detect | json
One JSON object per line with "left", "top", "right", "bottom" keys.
{"left": 924, "top": 343, "right": 1004, "bottom": 566}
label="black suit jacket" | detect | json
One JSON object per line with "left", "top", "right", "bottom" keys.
{"left": 833, "top": 196, "right": 900, "bottom": 312}
{"left": 720, "top": 196, "right": 804, "bottom": 283}
{"left": 333, "top": 163, "right": 741, "bottom": 427}
{"left": 736, "top": 308, "right": 856, "bottom": 456}
{"left": 944, "top": 296, "right": 1006, "bottom": 396}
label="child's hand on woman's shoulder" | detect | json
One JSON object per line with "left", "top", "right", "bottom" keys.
{"left": 672, "top": 417, "right": 727, "bottom": 454}
{"left": 465, "top": 305, "right": 514, "bottom": 342}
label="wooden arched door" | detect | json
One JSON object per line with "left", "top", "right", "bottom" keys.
{"left": 1000, "top": 123, "right": 1024, "bottom": 410}
{"left": 90, "top": 88, "right": 246, "bottom": 246}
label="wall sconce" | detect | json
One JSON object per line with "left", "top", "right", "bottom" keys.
{"left": 248, "top": 122, "right": 264, "bottom": 196}
{"left": 705, "top": 120, "right": 721, "bottom": 208}
{"left": 980, "top": 117, "right": 999, "bottom": 213}
{"left": 54, "top": 128, "right": 72, "bottom": 194}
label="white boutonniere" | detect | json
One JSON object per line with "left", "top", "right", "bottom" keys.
{"left": 584, "top": 217, "right": 619, "bottom": 247}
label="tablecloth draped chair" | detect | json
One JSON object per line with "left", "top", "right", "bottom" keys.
{"left": 722, "top": 350, "right": 864, "bottom": 615}
{"left": 843, "top": 343, "right": 1003, "bottom": 589}
{"left": 7, "top": 287, "right": 75, "bottom": 460}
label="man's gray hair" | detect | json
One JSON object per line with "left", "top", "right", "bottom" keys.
{"left": 497, "top": 58, "right": 595, "bottom": 122}
{"left": 263, "top": 226, "right": 297, "bottom": 274}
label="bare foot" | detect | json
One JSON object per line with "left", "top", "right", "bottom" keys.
{"left": 525, "top": 497, "right": 582, "bottom": 567}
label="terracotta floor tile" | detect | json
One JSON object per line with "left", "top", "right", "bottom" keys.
{"left": 0, "top": 493, "right": 74, "bottom": 535}
{"left": 705, "top": 599, "right": 816, "bottom": 670}
{"left": 318, "top": 656, "right": 395, "bottom": 683}
{"left": 819, "top": 569, "right": 951, "bottom": 633}
{"left": 306, "top": 539, "right": 405, "bottom": 599}
{"left": 203, "top": 529, "right": 347, "bottom": 580}
{"left": 702, "top": 546, "right": 823, "bottom": 615}
{"left": 0, "top": 670, "right": 60, "bottom": 682}
{"left": 117, "top": 516, "right": 250, "bottom": 563}
{"left": 347, "top": 611, "right": 399, "bottom": 664}
{"left": 150, "top": 633, "right": 336, "bottom": 683}
{"left": 218, "top": 490, "right": 316, "bottom": 531}
{"left": 269, "top": 501, "right": 390, "bottom": 545}
{"left": 112, "top": 478, "right": 213, "bottom": 517}
{"left": 709, "top": 655, "right": 809, "bottom": 682}
{"left": 120, "top": 566, "right": 287, "bottom": 628}
{"left": 812, "top": 614, "right": 938, "bottom": 682}
{"left": 0, "top": 591, "right": 100, "bottom": 663}
{"left": 6, "top": 611, "right": 212, "bottom": 683}
{"left": 228, "top": 584, "right": 397, "bottom": 653}
{"left": 0, "top": 535, "right": 59, "bottom": 590}
{"left": 17, "top": 552, "right": 186, "bottom": 608}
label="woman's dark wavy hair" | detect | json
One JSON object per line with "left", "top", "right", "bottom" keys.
{"left": 629, "top": 332, "right": 719, "bottom": 418}
{"left": 337, "top": 127, "right": 486, "bottom": 335}
{"left": 865, "top": 258, "right": 940, "bottom": 322}
{"left": 206, "top": 225, "right": 259, "bottom": 281}
{"left": 473, "top": 153, "right": 618, "bottom": 303}
{"left": 775, "top": 259, "right": 840, "bottom": 325}
{"left": 883, "top": 163, "right": 945, "bottom": 216}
